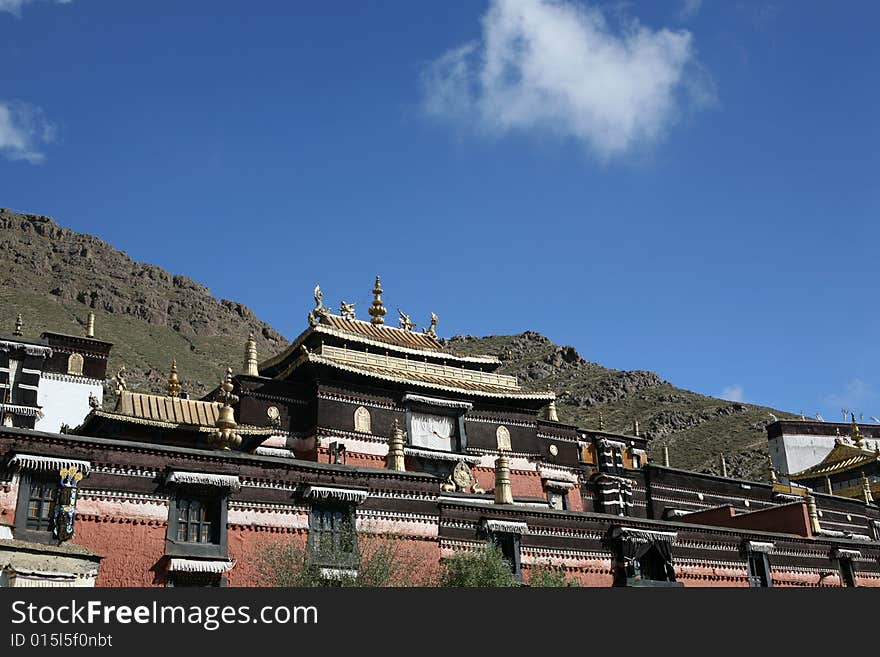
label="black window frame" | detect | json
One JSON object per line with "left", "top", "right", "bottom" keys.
{"left": 746, "top": 551, "right": 773, "bottom": 588}
{"left": 547, "top": 488, "right": 569, "bottom": 511}
{"left": 307, "top": 502, "right": 359, "bottom": 570}
{"left": 487, "top": 531, "right": 522, "bottom": 581}
{"left": 404, "top": 401, "right": 469, "bottom": 454}
{"left": 14, "top": 470, "right": 59, "bottom": 543}
{"left": 838, "top": 557, "right": 856, "bottom": 588}
{"left": 165, "top": 487, "right": 228, "bottom": 560}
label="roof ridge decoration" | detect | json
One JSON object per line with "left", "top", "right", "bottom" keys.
{"left": 166, "top": 360, "right": 181, "bottom": 398}
{"left": 368, "top": 275, "right": 386, "bottom": 325}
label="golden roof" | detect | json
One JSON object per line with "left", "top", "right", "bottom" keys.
{"left": 789, "top": 441, "right": 880, "bottom": 479}
{"left": 320, "top": 314, "right": 445, "bottom": 352}
{"left": 90, "top": 390, "right": 273, "bottom": 435}
{"left": 286, "top": 347, "right": 554, "bottom": 400}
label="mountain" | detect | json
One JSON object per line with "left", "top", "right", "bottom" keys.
{"left": 0, "top": 207, "right": 791, "bottom": 480}
{"left": 0, "top": 208, "right": 288, "bottom": 397}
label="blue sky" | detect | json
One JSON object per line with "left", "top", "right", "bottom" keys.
{"left": 1, "top": 1, "right": 878, "bottom": 420}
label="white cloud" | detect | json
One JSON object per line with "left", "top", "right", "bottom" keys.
{"left": 826, "top": 379, "right": 878, "bottom": 415}
{"left": 0, "top": 101, "right": 57, "bottom": 164}
{"left": 421, "top": 0, "right": 714, "bottom": 160}
{"left": 677, "top": 0, "right": 702, "bottom": 21}
{"left": 0, "top": 0, "right": 71, "bottom": 17}
{"left": 720, "top": 385, "right": 745, "bottom": 403}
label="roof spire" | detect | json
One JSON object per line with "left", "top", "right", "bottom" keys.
{"left": 86, "top": 312, "right": 95, "bottom": 338}
{"left": 166, "top": 359, "right": 181, "bottom": 398}
{"left": 542, "top": 386, "right": 559, "bottom": 422}
{"left": 368, "top": 275, "right": 386, "bottom": 325}
{"left": 13, "top": 313, "right": 22, "bottom": 336}
{"left": 719, "top": 452, "right": 728, "bottom": 478}
{"left": 851, "top": 412, "right": 864, "bottom": 447}
{"left": 211, "top": 368, "right": 241, "bottom": 450}
{"left": 863, "top": 472, "right": 874, "bottom": 504}
{"left": 662, "top": 445, "right": 670, "bottom": 467}
{"left": 244, "top": 333, "right": 258, "bottom": 376}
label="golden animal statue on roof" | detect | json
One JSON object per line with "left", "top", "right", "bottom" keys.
{"left": 423, "top": 312, "right": 438, "bottom": 339}
{"left": 398, "top": 308, "right": 416, "bottom": 332}
{"left": 112, "top": 366, "right": 127, "bottom": 395}
{"left": 308, "top": 284, "right": 331, "bottom": 326}
{"left": 339, "top": 300, "right": 356, "bottom": 320}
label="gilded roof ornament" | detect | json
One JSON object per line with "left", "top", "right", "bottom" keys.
{"left": 86, "top": 312, "right": 95, "bottom": 338}
{"left": 397, "top": 308, "right": 415, "bottom": 332}
{"left": 166, "top": 360, "right": 181, "bottom": 398}
{"left": 542, "top": 386, "right": 559, "bottom": 422}
{"left": 244, "top": 333, "right": 259, "bottom": 376}
{"left": 422, "top": 312, "right": 438, "bottom": 339}
{"left": 12, "top": 313, "right": 23, "bottom": 337}
{"left": 339, "top": 301, "right": 357, "bottom": 320}
{"left": 851, "top": 413, "right": 863, "bottom": 447}
{"left": 862, "top": 472, "right": 874, "bottom": 504}
{"left": 368, "top": 275, "right": 386, "bottom": 325}
{"left": 307, "top": 285, "right": 331, "bottom": 327}
{"left": 211, "top": 368, "right": 241, "bottom": 450}
{"left": 112, "top": 366, "right": 127, "bottom": 396}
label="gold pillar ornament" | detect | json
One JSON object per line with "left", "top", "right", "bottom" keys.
{"left": 768, "top": 455, "right": 777, "bottom": 484}
{"left": 13, "top": 313, "right": 22, "bottom": 336}
{"left": 863, "top": 473, "right": 874, "bottom": 504}
{"left": 805, "top": 495, "right": 822, "bottom": 534}
{"left": 387, "top": 418, "right": 406, "bottom": 471}
{"left": 851, "top": 413, "right": 863, "bottom": 447}
{"left": 719, "top": 453, "right": 728, "bottom": 478}
{"left": 632, "top": 419, "right": 640, "bottom": 437}
{"left": 86, "top": 312, "right": 95, "bottom": 338}
{"left": 494, "top": 453, "right": 513, "bottom": 505}
{"left": 166, "top": 359, "right": 181, "bottom": 397}
{"left": 211, "top": 368, "right": 241, "bottom": 450}
{"left": 826, "top": 475, "right": 833, "bottom": 495}
{"left": 598, "top": 411, "right": 605, "bottom": 431}
{"left": 244, "top": 333, "right": 259, "bottom": 376}
{"left": 663, "top": 445, "right": 670, "bottom": 467}
{"left": 542, "top": 388, "right": 559, "bottom": 422}
{"left": 368, "top": 275, "right": 387, "bottom": 325}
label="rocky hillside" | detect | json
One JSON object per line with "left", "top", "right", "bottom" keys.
{"left": 444, "top": 333, "right": 795, "bottom": 480}
{"left": 1, "top": 207, "right": 791, "bottom": 480}
{"left": 0, "top": 208, "right": 288, "bottom": 397}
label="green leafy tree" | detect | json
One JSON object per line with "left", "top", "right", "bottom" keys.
{"left": 440, "top": 544, "right": 520, "bottom": 587}
{"left": 528, "top": 563, "right": 579, "bottom": 587}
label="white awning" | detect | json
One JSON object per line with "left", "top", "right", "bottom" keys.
{"left": 743, "top": 540, "right": 774, "bottom": 554}
{"left": 0, "top": 341, "right": 52, "bottom": 357}
{"left": 544, "top": 480, "right": 575, "bottom": 491}
{"left": 168, "top": 558, "right": 235, "bottom": 574}
{"left": 166, "top": 471, "right": 240, "bottom": 491}
{"left": 403, "top": 447, "right": 480, "bottom": 465}
{"left": 482, "top": 519, "right": 528, "bottom": 535}
{"left": 302, "top": 485, "right": 368, "bottom": 504}
{"left": 0, "top": 403, "right": 44, "bottom": 419}
{"left": 253, "top": 446, "right": 296, "bottom": 458}
{"left": 539, "top": 466, "right": 578, "bottom": 484}
{"left": 832, "top": 548, "right": 862, "bottom": 559}
{"left": 8, "top": 453, "right": 91, "bottom": 475}
{"left": 615, "top": 527, "right": 677, "bottom": 543}
{"left": 402, "top": 394, "right": 473, "bottom": 411}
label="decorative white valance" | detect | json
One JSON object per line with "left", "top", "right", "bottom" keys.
{"left": 832, "top": 548, "right": 862, "bottom": 560}
{"left": 409, "top": 413, "right": 456, "bottom": 451}
{"left": 166, "top": 471, "right": 240, "bottom": 492}
{"left": 0, "top": 403, "right": 44, "bottom": 419}
{"left": 253, "top": 446, "right": 296, "bottom": 459}
{"left": 168, "top": 558, "right": 235, "bottom": 574}
{"left": 544, "top": 480, "right": 575, "bottom": 491}
{"left": 615, "top": 527, "right": 677, "bottom": 543}
{"left": 8, "top": 453, "right": 91, "bottom": 475}
{"left": 539, "top": 466, "right": 578, "bottom": 484}
{"left": 0, "top": 341, "right": 52, "bottom": 358}
{"left": 743, "top": 540, "right": 774, "bottom": 554}
{"left": 403, "top": 447, "right": 480, "bottom": 465}
{"left": 302, "top": 485, "right": 368, "bottom": 504}
{"left": 482, "top": 519, "right": 528, "bottom": 535}
{"left": 403, "top": 394, "right": 473, "bottom": 411}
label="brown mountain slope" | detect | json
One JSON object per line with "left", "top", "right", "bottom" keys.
{"left": 0, "top": 208, "right": 288, "bottom": 396}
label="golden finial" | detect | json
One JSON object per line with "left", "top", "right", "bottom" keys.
{"left": 244, "top": 333, "right": 258, "bottom": 376}
{"left": 542, "top": 386, "right": 559, "bottom": 422}
{"left": 598, "top": 411, "right": 605, "bottom": 431}
{"left": 805, "top": 495, "right": 822, "bottom": 534}
{"left": 719, "top": 453, "right": 728, "bottom": 478}
{"left": 211, "top": 368, "right": 241, "bottom": 450}
{"left": 12, "top": 313, "right": 22, "bottom": 336}
{"left": 768, "top": 455, "right": 777, "bottom": 484}
{"left": 851, "top": 413, "right": 863, "bottom": 447}
{"left": 632, "top": 419, "right": 640, "bottom": 437}
{"left": 166, "top": 359, "right": 181, "bottom": 397}
{"left": 86, "top": 312, "right": 95, "bottom": 338}
{"left": 368, "top": 275, "right": 387, "bottom": 325}
{"left": 386, "top": 418, "right": 406, "bottom": 471}
{"left": 863, "top": 472, "right": 874, "bottom": 504}
{"left": 662, "top": 445, "right": 670, "bottom": 467}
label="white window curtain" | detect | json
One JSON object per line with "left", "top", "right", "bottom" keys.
{"left": 410, "top": 413, "right": 455, "bottom": 451}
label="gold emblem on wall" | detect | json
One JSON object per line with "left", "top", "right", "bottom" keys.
{"left": 496, "top": 425, "right": 511, "bottom": 452}
{"left": 67, "top": 353, "right": 84, "bottom": 376}
{"left": 354, "top": 406, "right": 371, "bottom": 434}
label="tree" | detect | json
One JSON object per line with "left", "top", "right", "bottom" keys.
{"left": 440, "top": 544, "right": 520, "bottom": 587}
{"left": 527, "top": 563, "right": 579, "bottom": 587}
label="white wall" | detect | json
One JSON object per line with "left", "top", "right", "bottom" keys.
{"left": 35, "top": 374, "right": 103, "bottom": 433}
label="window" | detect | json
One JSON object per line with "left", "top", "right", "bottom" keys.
{"left": 409, "top": 413, "right": 458, "bottom": 452}
{"left": 839, "top": 558, "right": 856, "bottom": 588}
{"left": 548, "top": 489, "right": 568, "bottom": 511}
{"left": 612, "top": 528, "right": 681, "bottom": 587}
{"left": 747, "top": 552, "right": 772, "bottom": 588}
{"left": 24, "top": 473, "right": 57, "bottom": 532}
{"left": 489, "top": 532, "right": 522, "bottom": 579}
{"left": 309, "top": 504, "right": 358, "bottom": 568}
{"left": 175, "top": 497, "right": 218, "bottom": 544}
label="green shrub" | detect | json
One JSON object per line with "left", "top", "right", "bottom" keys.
{"left": 440, "top": 544, "right": 520, "bottom": 587}
{"left": 528, "top": 563, "right": 579, "bottom": 587}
